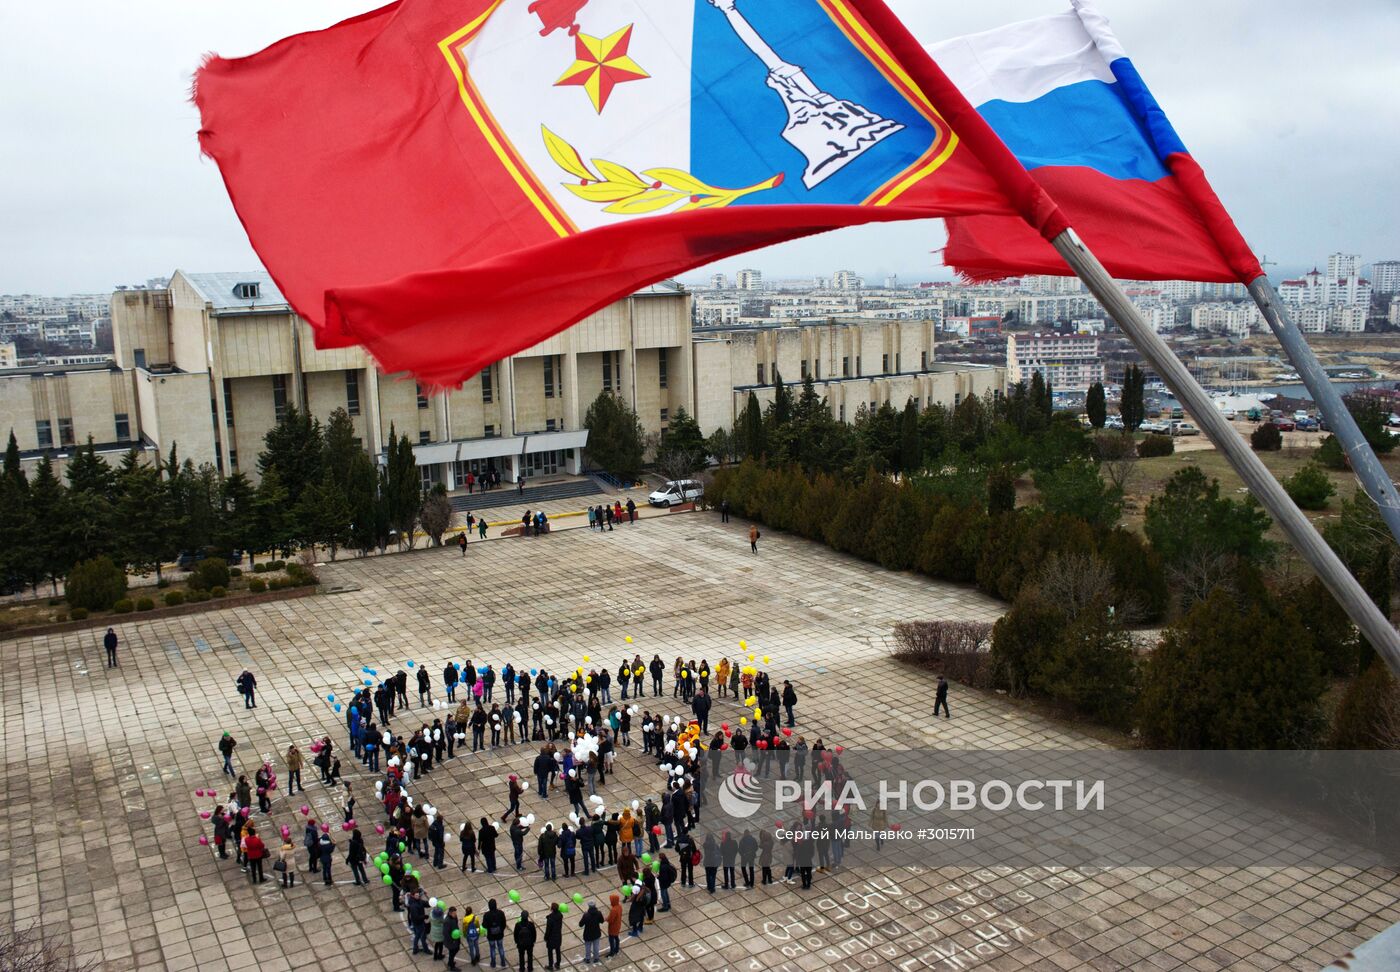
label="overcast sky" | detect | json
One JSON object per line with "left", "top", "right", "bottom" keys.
{"left": 2, "top": 1, "right": 1397, "bottom": 294}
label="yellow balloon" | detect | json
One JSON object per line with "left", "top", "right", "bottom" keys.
{"left": 753, "top": 708, "right": 762, "bottom": 718}
{"left": 739, "top": 640, "right": 747, "bottom": 649}
{"left": 744, "top": 696, "right": 756, "bottom": 706}
{"left": 586, "top": 676, "right": 593, "bottom": 684}
{"left": 747, "top": 654, "right": 755, "bottom": 662}
{"left": 625, "top": 636, "right": 634, "bottom": 643}
{"left": 762, "top": 656, "right": 770, "bottom": 664}
{"left": 701, "top": 670, "right": 708, "bottom": 678}
{"left": 681, "top": 670, "right": 689, "bottom": 678}
{"left": 634, "top": 668, "right": 643, "bottom": 676}
{"left": 739, "top": 717, "right": 748, "bottom": 725}
{"left": 583, "top": 655, "right": 590, "bottom": 662}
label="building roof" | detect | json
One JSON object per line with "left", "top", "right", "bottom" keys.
{"left": 180, "top": 270, "right": 291, "bottom": 312}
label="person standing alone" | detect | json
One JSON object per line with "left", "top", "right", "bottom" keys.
{"left": 103, "top": 627, "right": 118, "bottom": 667}
{"left": 934, "top": 675, "right": 950, "bottom": 719}
{"left": 748, "top": 524, "right": 760, "bottom": 555}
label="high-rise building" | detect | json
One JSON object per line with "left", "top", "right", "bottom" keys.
{"left": 708, "top": 273, "right": 727, "bottom": 291}
{"left": 735, "top": 269, "right": 763, "bottom": 291}
{"left": 832, "top": 270, "right": 862, "bottom": 291}
{"left": 1370, "top": 261, "right": 1400, "bottom": 294}
{"left": 1327, "top": 253, "right": 1362, "bottom": 282}
{"left": 1005, "top": 333, "right": 1104, "bottom": 390}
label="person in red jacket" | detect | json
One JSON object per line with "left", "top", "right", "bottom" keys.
{"left": 243, "top": 826, "right": 268, "bottom": 884}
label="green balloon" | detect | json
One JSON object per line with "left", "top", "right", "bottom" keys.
{"left": 621, "top": 886, "right": 631, "bottom": 897}
{"left": 399, "top": 842, "right": 407, "bottom": 852}
{"left": 451, "top": 929, "right": 462, "bottom": 940}
{"left": 508, "top": 890, "right": 521, "bottom": 903}
{"left": 571, "top": 893, "right": 584, "bottom": 905}
{"left": 379, "top": 863, "right": 390, "bottom": 874}
{"left": 559, "top": 903, "right": 569, "bottom": 914}
{"left": 412, "top": 870, "right": 421, "bottom": 880}
{"left": 651, "top": 862, "right": 661, "bottom": 874}
{"left": 640, "top": 853, "right": 652, "bottom": 864}
{"left": 382, "top": 874, "right": 393, "bottom": 885}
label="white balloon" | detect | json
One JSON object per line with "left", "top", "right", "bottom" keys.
{"left": 513, "top": 712, "right": 522, "bottom": 722}
{"left": 590, "top": 795, "right": 604, "bottom": 805}
{"left": 430, "top": 897, "right": 438, "bottom": 908}
{"left": 385, "top": 733, "right": 394, "bottom": 745}
{"left": 631, "top": 800, "right": 640, "bottom": 810}
{"left": 568, "top": 769, "right": 577, "bottom": 778}
{"left": 544, "top": 716, "right": 554, "bottom": 726}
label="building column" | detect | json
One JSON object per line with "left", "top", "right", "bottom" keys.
{"left": 364, "top": 366, "right": 383, "bottom": 457}
{"left": 208, "top": 317, "right": 233, "bottom": 475}
{"left": 563, "top": 351, "right": 581, "bottom": 431}
{"left": 500, "top": 358, "right": 517, "bottom": 439}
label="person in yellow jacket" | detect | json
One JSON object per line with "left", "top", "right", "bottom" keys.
{"left": 716, "top": 658, "right": 731, "bottom": 698}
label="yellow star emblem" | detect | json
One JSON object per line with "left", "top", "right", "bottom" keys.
{"left": 554, "top": 24, "right": 650, "bottom": 113}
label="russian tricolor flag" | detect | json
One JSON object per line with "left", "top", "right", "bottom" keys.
{"left": 933, "top": 0, "right": 1263, "bottom": 285}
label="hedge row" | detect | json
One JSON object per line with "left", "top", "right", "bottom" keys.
{"left": 707, "top": 461, "right": 1166, "bottom": 621}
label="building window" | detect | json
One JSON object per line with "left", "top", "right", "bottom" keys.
{"left": 921, "top": 351, "right": 928, "bottom": 371}
{"left": 954, "top": 392, "right": 962, "bottom": 406}
{"left": 839, "top": 404, "right": 846, "bottom": 423}
{"left": 660, "top": 408, "right": 669, "bottom": 424}
{"left": 35, "top": 420, "right": 52, "bottom": 448}
{"left": 272, "top": 374, "right": 289, "bottom": 422}
{"left": 882, "top": 353, "right": 889, "bottom": 373}
{"left": 223, "top": 379, "right": 235, "bottom": 427}
{"left": 114, "top": 413, "right": 130, "bottom": 441}
{"left": 658, "top": 350, "right": 668, "bottom": 389}
{"left": 602, "top": 352, "right": 616, "bottom": 392}
{"left": 58, "top": 418, "right": 74, "bottom": 447}
{"left": 545, "top": 418, "right": 557, "bottom": 432}
{"left": 800, "top": 359, "right": 808, "bottom": 379}
{"left": 229, "top": 450, "right": 238, "bottom": 469}
{"left": 842, "top": 356, "right": 850, "bottom": 377}
{"left": 484, "top": 424, "right": 496, "bottom": 438}
{"left": 482, "top": 365, "right": 494, "bottom": 403}
{"left": 420, "top": 466, "right": 435, "bottom": 491}
{"left": 345, "top": 371, "right": 361, "bottom": 416}
{"left": 416, "top": 383, "right": 429, "bottom": 409}
{"left": 232, "top": 281, "right": 261, "bottom": 300}
{"left": 544, "top": 355, "right": 556, "bottom": 399}
{"left": 756, "top": 363, "right": 765, "bottom": 385}
{"left": 815, "top": 359, "right": 821, "bottom": 380}
{"left": 895, "top": 353, "right": 901, "bottom": 372}
{"left": 856, "top": 356, "right": 862, "bottom": 377}
{"left": 419, "top": 430, "right": 431, "bottom": 444}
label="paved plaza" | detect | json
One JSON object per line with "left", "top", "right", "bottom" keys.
{"left": 1, "top": 511, "right": 1396, "bottom": 971}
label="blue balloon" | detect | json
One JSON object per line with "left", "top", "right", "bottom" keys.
{"left": 327, "top": 694, "right": 335, "bottom": 702}
{"left": 530, "top": 669, "right": 538, "bottom": 676}
{"left": 334, "top": 703, "right": 342, "bottom": 713}
{"left": 454, "top": 662, "right": 461, "bottom": 670}
{"left": 364, "top": 679, "right": 372, "bottom": 685}
{"left": 407, "top": 660, "right": 415, "bottom": 668}
{"left": 361, "top": 666, "right": 371, "bottom": 673}
{"left": 368, "top": 669, "right": 377, "bottom": 676}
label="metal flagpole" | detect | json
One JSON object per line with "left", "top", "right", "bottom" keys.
{"left": 1246, "top": 279, "right": 1400, "bottom": 546}
{"left": 1051, "top": 228, "right": 1400, "bottom": 675}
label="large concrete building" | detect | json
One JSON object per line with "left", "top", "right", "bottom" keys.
{"left": 1006, "top": 333, "right": 1105, "bottom": 391}
{"left": 4, "top": 271, "right": 1004, "bottom": 483}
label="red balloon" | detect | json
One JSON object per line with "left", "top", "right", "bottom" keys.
{"left": 834, "top": 746, "right": 844, "bottom": 754}
{"left": 781, "top": 728, "right": 792, "bottom": 737}
{"left": 719, "top": 743, "right": 729, "bottom": 751}
{"left": 651, "top": 825, "right": 662, "bottom": 835}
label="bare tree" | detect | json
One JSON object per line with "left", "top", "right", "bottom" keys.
{"left": 1037, "top": 551, "right": 1148, "bottom": 626}
{"left": 1093, "top": 432, "right": 1139, "bottom": 495}
{"left": 419, "top": 485, "right": 455, "bottom": 546}
{"left": 650, "top": 434, "right": 707, "bottom": 487}
{"left": 0, "top": 923, "right": 98, "bottom": 972}
{"left": 1166, "top": 550, "right": 1237, "bottom": 614}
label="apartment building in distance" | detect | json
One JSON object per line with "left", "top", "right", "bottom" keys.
{"left": 1006, "top": 333, "right": 1105, "bottom": 391}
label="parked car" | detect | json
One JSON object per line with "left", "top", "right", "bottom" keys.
{"left": 177, "top": 549, "right": 244, "bottom": 570}
{"left": 647, "top": 480, "right": 704, "bottom": 507}
{"left": 1295, "top": 417, "right": 1319, "bottom": 432}
{"left": 1273, "top": 419, "right": 1296, "bottom": 432}
{"left": 1139, "top": 421, "right": 1170, "bottom": 434}
{"left": 1169, "top": 421, "right": 1200, "bottom": 437}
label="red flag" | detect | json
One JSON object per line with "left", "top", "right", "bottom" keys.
{"left": 196, "top": 0, "right": 1065, "bottom": 387}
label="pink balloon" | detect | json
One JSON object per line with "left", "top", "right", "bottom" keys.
{"left": 375, "top": 824, "right": 385, "bottom": 835}
{"left": 281, "top": 826, "right": 291, "bottom": 838}
{"left": 198, "top": 836, "right": 209, "bottom": 845}
{"left": 300, "top": 805, "right": 310, "bottom": 815}
{"left": 256, "top": 787, "right": 266, "bottom": 795}
{"left": 240, "top": 807, "right": 251, "bottom": 817}
{"left": 194, "top": 789, "right": 205, "bottom": 797}
{"left": 199, "top": 811, "right": 212, "bottom": 819}
{"left": 341, "top": 822, "right": 353, "bottom": 831}
{"left": 346, "top": 819, "right": 356, "bottom": 828}
{"left": 321, "top": 824, "right": 331, "bottom": 833}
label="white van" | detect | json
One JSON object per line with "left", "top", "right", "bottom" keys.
{"left": 647, "top": 479, "right": 704, "bottom": 507}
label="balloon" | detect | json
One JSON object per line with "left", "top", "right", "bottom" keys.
{"left": 651, "top": 862, "right": 661, "bottom": 874}
{"left": 399, "top": 842, "right": 407, "bottom": 852}
{"left": 194, "top": 789, "right": 205, "bottom": 797}
{"left": 530, "top": 669, "right": 538, "bottom": 676}
{"left": 572, "top": 893, "right": 584, "bottom": 905}
{"left": 739, "top": 640, "right": 747, "bottom": 649}
{"left": 651, "top": 825, "right": 662, "bottom": 835}
{"left": 321, "top": 824, "right": 330, "bottom": 833}
{"left": 412, "top": 870, "right": 421, "bottom": 880}
{"left": 739, "top": 717, "right": 747, "bottom": 725}
{"left": 383, "top": 875, "right": 393, "bottom": 885}
{"left": 763, "top": 656, "right": 770, "bottom": 664}
{"left": 835, "top": 746, "right": 844, "bottom": 754}
{"left": 334, "top": 703, "right": 342, "bottom": 713}
{"left": 300, "top": 805, "right": 310, "bottom": 815}
{"left": 200, "top": 811, "right": 211, "bottom": 819}
{"left": 198, "top": 836, "right": 209, "bottom": 845}
{"left": 379, "top": 863, "right": 391, "bottom": 874}
{"left": 641, "top": 853, "right": 652, "bottom": 864}
{"left": 362, "top": 667, "right": 370, "bottom": 673}
{"left": 621, "top": 885, "right": 631, "bottom": 897}
{"left": 451, "top": 929, "right": 462, "bottom": 940}
{"left": 782, "top": 728, "right": 793, "bottom": 736}
{"left": 327, "top": 694, "right": 335, "bottom": 702}
{"left": 508, "top": 890, "right": 521, "bottom": 903}
{"left": 583, "top": 655, "right": 590, "bottom": 662}
{"left": 430, "top": 897, "right": 439, "bottom": 908}
{"left": 748, "top": 654, "right": 755, "bottom": 662}
{"left": 364, "top": 679, "right": 372, "bottom": 686}
{"left": 408, "top": 661, "right": 415, "bottom": 668}
{"left": 681, "top": 670, "right": 689, "bottom": 678}
{"left": 625, "top": 636, "right": 633, "bottom": 643}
